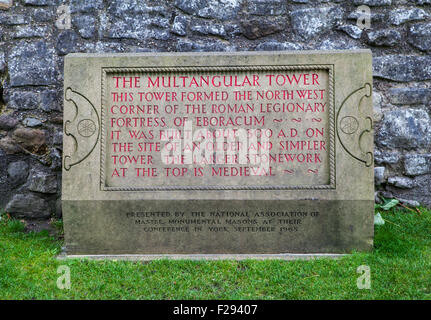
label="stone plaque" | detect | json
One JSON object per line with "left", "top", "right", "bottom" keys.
{"left": 62, "top": 51, "right": 374, "bottom": 255}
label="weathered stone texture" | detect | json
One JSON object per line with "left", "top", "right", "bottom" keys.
{"left": 255, "top": 41, "right": 302, "bottom": 51}
{"left": 377, "top": 109, "right": 431, "bottom": 150}
{"left": 353, "top": 0, "right": 392, "bottom": 6}
{"left": 245, "top": 0, "right": 287, "bottom": 16}
{"left": 0, "top": 0, "right": 431, "bottom": 218}
{"left": 0, "top": 51, "right": 5, "bottom": 72}
{"left": 241, "top": 18, "right": 283, "bottom": 40}
{"left": 366, "top": 29, "right": 401, "bottom": 47}
{"left": 11, "top": 128, "right": 46, "bottom": 154}
{"left": 7, "top": 91, "right": 39, "bottom": 110}
{"left": 338, "top": 24, "right": 363, "bottom": 40}
{"left": 174, "top": 0, "right": 243, "bottom": 20}
{"left": 389, "top": 8, "right": 429, "bottom": 25}
{"left": 102, "top": 1, "right": 170, "bottom": 41}
{"left": 373, "top": 55, "right": 431, "bottom": 81}
{"left": 23, "top": 0, "right": 57, "bottom": 5}
{"left": 407, "top": 23, "right": 431, "bottom": 52}
{"left": 28, "top": 171, "right": 57, "bottom": 194}
{"left": 5, "top": 193, "right": 51, "bottom": 219}
{"left": 72, "top": 15, "right": 96, "bottom": 39}
{"left": 7, "top": 161, "right": 29, "bottom": 185}
{"left": 171, "top": 15, "right": 188, "bottom": 36}
{"left": 70, "top": 0, "right": 103, "bottom": 13}
{"left": 0, "top": 0, "right": 13, "bottom": 10}
{"left": 375, "top": 167, "right": 386, "bottom": 185}
{"left": 8, "top": 41, "right": 58, "bottom": 86}
{"left": 387, "top": 176, "right": 415, "bottom": 189}
{"left": 388, "top": 88, "right": 431, "bottom": 105}
{"left": 0, "top": 114, "right": 18, "bottom": 130}
{"left": 404, "top": 154, "right": 431, "bottom": 176}
{"left": 291, "top": 7, "right": 343, "bottom": 41}
{"left": 374, "top": 149, "right": 401, "bottom": 165}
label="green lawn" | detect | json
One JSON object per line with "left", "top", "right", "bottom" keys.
{"left": 0, "top": 207, "right": 430, "bottom": 300}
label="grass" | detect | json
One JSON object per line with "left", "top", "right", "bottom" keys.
{"left": 0, "top": 207, "right": 430, "bottom": 300}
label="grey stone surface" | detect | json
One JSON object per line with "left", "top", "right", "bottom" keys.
{"left": 245, "top": 0, "right": 287, "bottom": 16}
{"left": 107, "top": 0, "right": 164, "bottom": 16}
{"left": 55, "top": 197, "right": 62, "bottom": 218}
{"left": 7, "top": 91, "right": 39, "bottom": 110}
{"left": 255, "top": 41, "right": 303, "bottom": 51}
{"left": 11, "top": 127, "right": 46, "bottom": 154}
{"left": 407, "top": 23, "right": 431, "bottom": 52}
{"left": 33, "top": 8, "right": 54, "bottom": 22}
{"left": 23, "top": 117, "right": 42, "bottom": 127}
{"left": 377, "top": 109, "right": 431, "bottom": 150}
{"left": 373, "top": 91, "right": 383, "bottom": 121}
{"left": 0, "top": 114, "right": 18, "bottom": 130}
{"left": 366, "top": 29, "right": 401, "bottom": 47}
{"left": 13, "top": 25, "right": 50, "bottom": 39}
{"left": 52, "top": 130, "right": 62, "bottom": 146}
{"left": 56, "top": 30, "right": 79, "bottom": 55}
{"left": 70, "top": 0, "right": 103, "bottom": 13}
{"left": 0, "top": 0, "right": 429, "bottom": 221}
{"left": 23, "top": 0, "right": 56, "bottom": 5}
{"left": 28, "top": 170, "right": 57, "bottom": 193}
{"left": 241, "top": 18, "right": 283, "bottom": 39}
{"left": 374, "top": 150, "right": 401, "bottom": 165}
{"left": 347, "top": 10, "right": 386, "bottom": 23}
{"left": 375, "top": 167, "right": 385, "bottom": 185}
{"left": 40, "top": 90, "right": 61, "bottom": 112}
{"left": 0, "top": 50, "right": 5, "bottom": 72}
{"left": 0, "top": 152, "right": 11, "bottom": 208}
{"left": 373, "top": 55, "right": 431, "bottom": 82}
{"left": 386, "top": 174, "right": 431, "bottom": 207}
{"left": 0, "top": 13, "right": 27, "bottom": 25}
{"left": 171, "top": 15, "right": 188, "bottom": 36}
{"left": 5, "top": 193, "right": 51, "bottom": 219}
{"left": 389, "top": 8, "right": 429, "bottom": 25}
{"left": 6, "top": 89, "right": 60, "bottom": 112}
{"left": 291, "top": 7, "right": 343, "bottom": 41}
{"left": 316, "top": 38, "right": 360, "bottom": 50}
{"left": 404, "top": 154, "right": 431, "bottom": 176}
{"left": 7, "top": 160, "right": 29, "bottom": 185}
{"left": 353, "top": 0, "right": 391, "bottom": 5}
{"left": 8, "top": 41, "right": 57, "bottom": 86}
{"left": 73, "top": 15, "right": 96, "bottom": 39}
{"left": 176, "top": 39, "right": 235, "bottom": 52}
{"left": 64, "top": 199, "right": 374, "bottom": 254}
{"left": 174, "top": 0, "right": 243, "bottom": 20}
{"left": 338, "top": 24, "right": 363, "bottom": 40}
{"left": 398, "top": 198, "right": 420, "bottom": 207}
{"left": 102, "top": 12, "right": 170, "bottom": 41}
{"left": 191, "top": 23, "right": 227, "bottom": 38}
{"left": 0, "top": 136, "right": 22, "bottom": 154}
{"left": 387, "top": 176, "right": 415, "bottom": 189}
{"left": 49, "top": 147, "right": 62, "bottom": 170}
{"left": 0, "top": 0, "right": 12, "bottom": 9}
{"left": 83, "top": 41, "right": 124, "bottom": 53}
{"left": 388, "top": 87, "right": 431, "bottom": 105}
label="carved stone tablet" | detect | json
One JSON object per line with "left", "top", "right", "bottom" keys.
{"left": 62, "top": 51, "right": 374, "bottom": 255}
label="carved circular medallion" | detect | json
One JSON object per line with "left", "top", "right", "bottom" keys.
{"left": 78, "top": 119, "right": 97, "bottom": 137}
{"left": 340, "top": 116, "right": 359, "bottom": 135}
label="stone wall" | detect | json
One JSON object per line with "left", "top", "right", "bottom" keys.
{"left": 0, "top": 0, "right": 430, "bottom": 220}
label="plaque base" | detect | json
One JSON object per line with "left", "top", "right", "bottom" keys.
{"left": 63, "top": 200, "right": 373, "bottom": 255}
